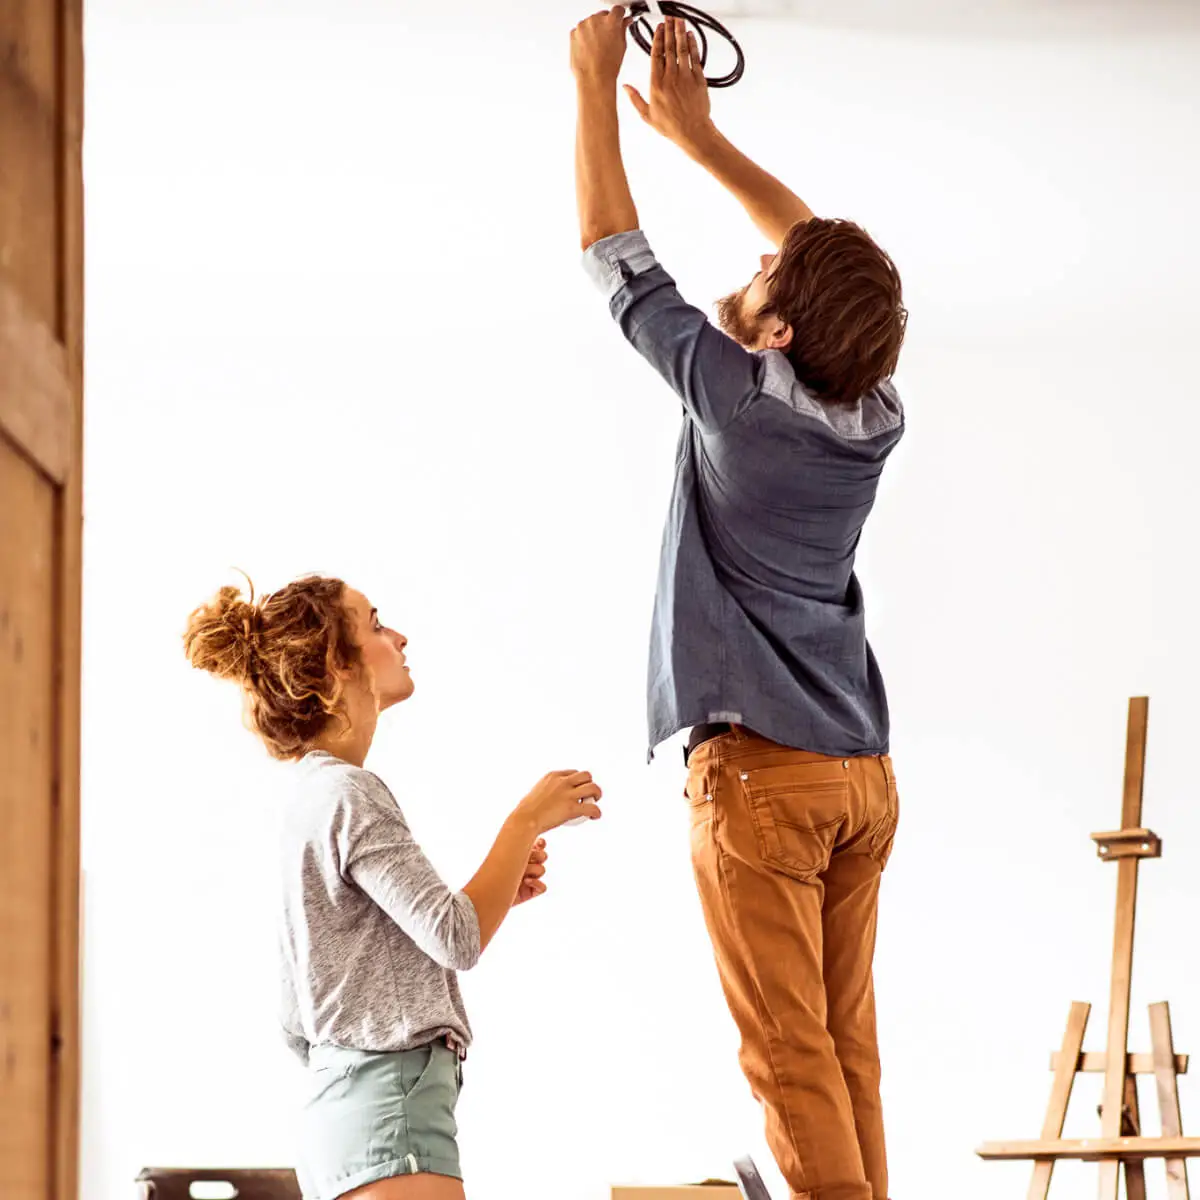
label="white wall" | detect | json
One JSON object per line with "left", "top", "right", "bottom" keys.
{"left": 81, "top": 3, "right": 1200, "bottom": 1199}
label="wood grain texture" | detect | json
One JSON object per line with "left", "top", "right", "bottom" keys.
{"left": 1151, "top": 1003, "right": 1192, "bottom": 1200}
{"left": 1027, "top": 1002, "right": 1091, "bottom": 1200}
{"left": 0, "top": 0, "right": 60, "bottom": 330}
{"left": 979, "top": 1138, "right": 1200, "bottom": 1162}
{"left": 0, "top": 3, "right": 82, "bottom": 1197}
{"left": 0, "top": 277, "right": 71, "bottom": 481}
{"left": 0, "top": 442, "right": 56, "bottom": 1200}
{"left": 50, "top": 0, "right": 84, "bottom": 1193}
{"left": 1051, "top": 1051, "right": 1188, "bottom": 1076}
{"left": 1099, "top": 699, "right": 1151, "bottom": 1200}
{"left": 1123, "top": 1073, "right": 1147, "bottom": 1200}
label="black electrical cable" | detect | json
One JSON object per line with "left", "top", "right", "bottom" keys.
{"left": 626, "top": 2, "right": 745, "bottom": 89}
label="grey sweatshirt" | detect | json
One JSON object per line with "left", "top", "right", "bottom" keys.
{"left": 278, "top": 750, "right": 480, "bottom": 1065}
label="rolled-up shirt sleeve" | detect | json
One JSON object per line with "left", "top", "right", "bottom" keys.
{"left": 342, "top": 785, "right": 482, "bottom": 972}
{"left": 583, "top": 229, "right": 764, "bottom": 433}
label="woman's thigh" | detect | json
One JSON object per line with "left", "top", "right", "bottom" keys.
{"left": 341, "top": 1174, "right": 466, "bottom": 1200}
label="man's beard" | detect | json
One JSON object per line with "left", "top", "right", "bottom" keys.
{"left": 716, "top": 287, "right": 761, "bottom": 348}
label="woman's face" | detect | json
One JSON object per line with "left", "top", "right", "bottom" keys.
{"left": 342, "top": 586, "right": 413, "bottom": 712}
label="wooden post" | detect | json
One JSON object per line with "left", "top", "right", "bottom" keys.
{"left": 1151, "top": 1003, "right": 1191, "bottom": 1200}
{"left": 1121, "top": 1073, "right": 1147, "bottom": 1200}
{"left": 1028, "top": 1003, "right": 1091, "bottom": 1200}
{"left": 53, "top": 6, "right": 85, "bottom": 1198}
{"left": 1098, "top": 697, "right": 1149, "bottom": 1200}
{"left": 0, "top": 3, "right": 85, "bottom": 1199}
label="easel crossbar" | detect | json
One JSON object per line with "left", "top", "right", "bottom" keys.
{"left": 1051, "top": 1052, "right": 1188, "bottom": 1075}
{"left": 978, "top": 1138, "right": 1200, "bottom": 1162}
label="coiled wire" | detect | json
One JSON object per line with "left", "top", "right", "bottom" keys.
{"left": 626, "top": 1, "right": 746, "bottom": 89}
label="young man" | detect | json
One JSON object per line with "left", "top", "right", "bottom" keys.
{"left": 570, "top": 11, "right": 906, "bottom": 1200}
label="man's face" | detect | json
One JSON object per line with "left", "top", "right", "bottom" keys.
{"left": 716, "top": 252, "right": 791, "bottom": 351}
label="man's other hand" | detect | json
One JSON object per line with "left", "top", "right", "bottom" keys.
{"left": 624, "top": 16, "right": 714, "bottom": 150}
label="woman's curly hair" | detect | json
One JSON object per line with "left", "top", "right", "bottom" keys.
{"left": 183, "top": 574, "right": 361, "bottom": 759}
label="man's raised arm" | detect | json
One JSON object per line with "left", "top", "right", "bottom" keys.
{"left": 571, "top": 7, "right": 640, "bottom": 251}
{"left": 625, "top": 16, "right": 814, "bottom": 247}
{"left": 569, "top": 7, "right": 763, "bottom": 436}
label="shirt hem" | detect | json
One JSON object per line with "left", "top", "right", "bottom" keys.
{"left": 649, "top": 713, "right": 890, "bottom": 763}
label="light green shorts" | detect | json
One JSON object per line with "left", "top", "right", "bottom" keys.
{"left": 295, "top": 1040, "right": 465, "bottom": 1200}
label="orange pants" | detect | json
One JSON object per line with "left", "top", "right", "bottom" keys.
{"left": 686, "top": 727, "right": 899, "bottom": 1200}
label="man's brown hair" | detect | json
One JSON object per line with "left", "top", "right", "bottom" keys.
{"left": 762, "top": 218, "right": 907, "bottom": 407}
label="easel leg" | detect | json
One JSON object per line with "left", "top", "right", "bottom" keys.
{"left": 1098, "top": 700, "right": 1150, "bottom": 1200}
{"left": 1028, "top": 1002, "right": 1091, "bottom": 1200}
{"left": 1097, "top": 1073, "right": 1145, "bottom": 1199}
{"left": 1150, "top": 1001, "right": 1191, "bottom": 1200}
{"left": 1122, "top": 1073, "right": 1148, "bottom": 1200}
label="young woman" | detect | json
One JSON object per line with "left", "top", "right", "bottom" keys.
{"left": 184, "top": 574, "right": 602, "bottom": 1200}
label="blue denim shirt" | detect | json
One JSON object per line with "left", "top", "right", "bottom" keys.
{"left": 583, "top": 230, "right": 904, "bottom": 761}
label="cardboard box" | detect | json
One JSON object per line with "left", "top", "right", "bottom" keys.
{"left": 135, "top": 1168, "right": 300, "bottom": 1200}
{"left": 611, "top": 1186, "right": 741, "bottom": 1199}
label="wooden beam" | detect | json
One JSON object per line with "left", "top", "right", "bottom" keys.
{"left": 0, "top": 440, "right": 56, "bottom": 1200}
{"left": 1120, "top": 699, "right": 1150, "bottom": 829}
{"left": 1099, "top": 697, "right": 1151, "bottom": 1200}
{"left": 1091, "top": 828, "right": 1161, "bottom": 861}
{"left": 0, "top": 12, "right": 60, "bottom": 331}
{"left": 1123, "top": 1072, "right": 1147, "bottom": 1200}
{"left": 979, "top": 1137, "right": 1200, "bottom": 1163}
{"left": 0, "top": 276, "right": 70, "bottom": 483}
{"left": 49, "top": 1, "right": 84, "bottom": 1198}
{"left": 1150, "top": 1002, "right": 1191, "bottom": 1200}
{"left": 1050, "top": 1051, "right": 1188, "bottom": 1075}
{"left": 1028, "top": 1002, "right": 1091, "bottom": 1200}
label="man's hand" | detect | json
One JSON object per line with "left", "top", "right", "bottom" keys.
{"left": 512, "top": 838, "right": 549, "bottom": 907}
{"left": 625, "top": 17, "right": 714, "bottom": 152}
{"left": 624, "top": 13, "right": 812, "bottom": 247}
{"left": 571, "top": 6, "right": 633, "bottom": 89}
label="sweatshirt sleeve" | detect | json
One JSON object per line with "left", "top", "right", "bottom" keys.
{"left": 340, "top": 778, "right": 482, "bottom": 972}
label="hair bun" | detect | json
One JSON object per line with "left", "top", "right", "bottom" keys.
{"left": 183, "top": 582, "right": 261, "bottom": 684}
{"left": 182, "top": 572, "right": 354, "bottom": 761}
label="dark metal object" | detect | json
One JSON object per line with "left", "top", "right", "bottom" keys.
{"left": 733, "top": 1155, "right": 774, "bottom": 1200}
{"left": 627, "top": 1, "right": 746, "bottom": 88}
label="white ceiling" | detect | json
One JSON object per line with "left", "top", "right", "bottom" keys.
{"left": 633, "top": 0, "right": 1200, "bottom": 37}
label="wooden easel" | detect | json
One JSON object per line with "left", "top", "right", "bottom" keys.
{"left": 978, "top": 697, "right": 1200, "bottom": 1199}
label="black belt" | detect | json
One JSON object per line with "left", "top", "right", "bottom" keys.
{"left": 685, "top": 722, "right": 733, "bottom": 763}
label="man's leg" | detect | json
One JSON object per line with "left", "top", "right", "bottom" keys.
{"left": 821, "top": 755, "right": 897, "bottom": 1200}
{"left": 686, "top": 740, "right": 871, "bottom": 1200}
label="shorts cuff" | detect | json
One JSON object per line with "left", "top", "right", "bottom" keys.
{"left": 412, "top": 1155, "right": 462, "bottom": 1178}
